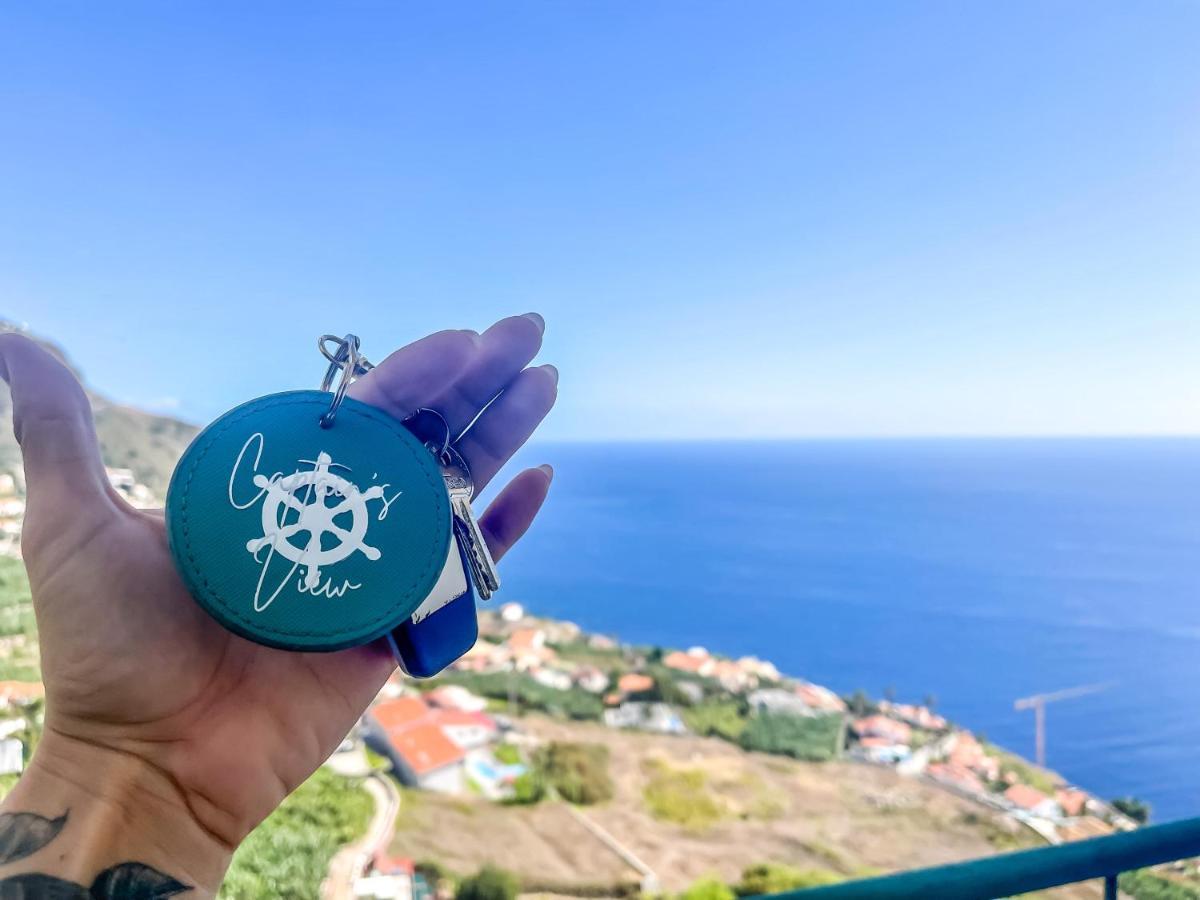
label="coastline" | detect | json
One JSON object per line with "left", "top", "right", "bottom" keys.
{"left": 417, "top": 602, "right": 1143, "bottom": 846}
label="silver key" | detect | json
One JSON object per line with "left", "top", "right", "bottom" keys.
{"left": 441, "top": 445, "right": 501, "bottom": 601}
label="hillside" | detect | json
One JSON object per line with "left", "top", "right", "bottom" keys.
{"left": 389, "top": 714, "right": 1102, "bottom": 899}
{"left": 0, "top": 321, "right": 198, "bottom": 497}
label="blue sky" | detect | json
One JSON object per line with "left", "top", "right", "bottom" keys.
{"left": 1, "top": 2, "right": 1197, "bottom": 439}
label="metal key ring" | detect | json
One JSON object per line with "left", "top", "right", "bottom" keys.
{"left": 402, "top": 407, "right": 454, "bottom": 465}
{"left": 318, "top": 333, "right": 374, "bottom": 428}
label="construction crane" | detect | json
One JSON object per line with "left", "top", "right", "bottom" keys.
{"left": 1014, "top": 682, "right": 1113, "bottom": 768}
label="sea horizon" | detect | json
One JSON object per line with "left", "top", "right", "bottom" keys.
{"left": 485, "top": 436, "right": 1200, "bottom": 823}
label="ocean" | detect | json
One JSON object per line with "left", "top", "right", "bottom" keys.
{"left": 487, "top": 438, "right": 1200, "bottom": 823}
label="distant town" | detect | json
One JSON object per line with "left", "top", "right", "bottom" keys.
{"left": 332, "top": 601, "right": 1143, "bottom": 899}
{"left": 0, "top": 465, "right": 159, "bottom": 558}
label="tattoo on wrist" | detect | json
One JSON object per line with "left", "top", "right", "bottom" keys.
{"left": 0, "top": 810, "right": 192, "bottom": 899}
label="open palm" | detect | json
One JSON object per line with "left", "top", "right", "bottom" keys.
{"left": 0, "top": 317, "right": 556, "bottom": 852}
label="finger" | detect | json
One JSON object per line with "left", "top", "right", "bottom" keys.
{"left": 479, "top": 465, "right": 554, "bottom": 562}
{"left": 456, "top": 364, "right": 557, "bottom": 492}
{"left": 347, "top": 329, "right": 481, "bottom": 420}
{"left": 0, "top": 333, "right": 108, "bottom": 508}
{"left": 430, "top": 314, "right": 545, "bottom": 438}
{"left": 317, "top": 466, "right": 553, "bottom": 717}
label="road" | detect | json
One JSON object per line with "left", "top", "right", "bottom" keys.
{"left": 322, "top": 763, "right": 402, "bottom": 900}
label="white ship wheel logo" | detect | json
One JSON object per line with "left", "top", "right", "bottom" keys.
{"left": 246, "top": 451, "right": 385, "bottom": 592}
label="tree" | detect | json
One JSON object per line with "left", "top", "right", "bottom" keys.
{"left": 220, "top": 768, "right": 373, "bottom": 900}
{"left": 678, "top": 877, "right": 735, "bottom": 900}
{"left": 457, "top": 865, "right": 519, "bottom": 900}
{"left": 533, "top": 741, "right": 614, "bottom": 804}
{"left": 739, "top": 712, "right": 843, "bottom": 762}
{"left": 682, "top": 701, "right": 747, "bottom": 742}
{"left": 507, "top": 771, "right": 545, "bottom": 805}
{"left": 844, "top": 690, "right": 875, "bottom": 717}
{"left": 1112, "top": 796, "right": 1151, "bottom": 824}
{"left": 735, "top": 863, "right": 843, "bottom": 895}
{"left": 923, "top": 693, "right": 938, "bottom": 711}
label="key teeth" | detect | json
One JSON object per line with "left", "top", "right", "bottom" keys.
{"left": 441, "top": 468, "right": 501, "bottom": 600}
{"left": 453, "top": 513, "right": 500, "bottom": 601}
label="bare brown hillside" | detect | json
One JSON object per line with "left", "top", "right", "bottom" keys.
{"left": 390, "top": 714, "right": 1100, "bottom": 899}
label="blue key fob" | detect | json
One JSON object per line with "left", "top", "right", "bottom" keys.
{"left": 389, "top": 533, "right": 479, "bottom": 678}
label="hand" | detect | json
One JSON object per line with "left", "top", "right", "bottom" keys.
{"left": 0, "top": 317, "right": 556, "bottom": 894}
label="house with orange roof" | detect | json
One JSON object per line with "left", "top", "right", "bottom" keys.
{"left": 737, "top": 656, "right": 782, "bottom": 682}
{"left": 662, "top": 649, "right": 714, "bottom": 677}
{"left": 1055, "top": 787, "right": 1091, "bottom": 819}
{"left": 851, "top": 715, "right": 912, "bottom": 747}
{"left": 710, "top": 658, "right": 755, "bottom": 693}
{"left": 1005, "top": 783, "right": 1060, "bottom": 819}
{"left": 371, "top": 695, "right": 429, "bottom": 731}
{"left": 507, "top": 627, "right": 555, "bottom": 670}
{"left": 884, "top": 702, "right": 949, "bottom": 732}
{"left": 617, "top": 672, "right": 655, "bottom": 695}
{"left": 853, "top": 735, "right": 910, "bottom": 764}
{"left": 425, "top": 684, "right": 488, "bottom": 714}
{"left": 927, "top": 762, "right": 986, "bottom": 796}
{"left": 795, "top": 682, "right": 847, "bottom": 713}
{"left": 379, "top": 721, "right": 465, "bottom": 793}
{"left": 0, "top": 682, "right": 44, "bottom": 707}
{"left": 366, "top": 695, "right": 498, "bottom": 794}
{"left": 450, "top": 641, "right": 490, "bottom": 673}
{"left": 354, "top": 851, "right": 416, "bottom": 900}
{"left": 573, "top": 665, "right": 609, "bottom": 694}
{"left": 436, "top": 709, "right": 499, "bottom": 751}
{"left": 509, "top": 627, "right": 545, "bottom": 653}
{"left": 947, "top": 731, "right": 1000, "bottom": 782}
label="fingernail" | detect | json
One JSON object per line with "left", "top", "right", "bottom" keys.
{"left": 522, "top": 312, "right": 545, "bottom": 334}
{"left": 538, "top": 464, "right": 555, "bottom": 482}
{"left": 541, "top": 364, "right": 558, "bottom": 386}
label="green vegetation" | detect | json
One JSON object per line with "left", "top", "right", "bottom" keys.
{"left": 734, "top": 862, "right": 845, "bottom": 894}
{"left": 507, "top": 770, "right": 545, "bottom": 805}
{"left": 0, "top": 557, "right": 34, "bottom": 634}
{"left": 739, "top": 712, "right": 843, "bottom": 762}
{"left": 726, "top": 772, "right": 786, "bottom": 822}
{"left": 643, "top": 759, "right": 726, "bottom": 831}
{"left": 1120, "top": 869, "right": 1200, "bottom": 900}
{"left": 219, "top": 768, "right": 372, "bottom": 900}
{"left": 644, "top": 664, "right": 723, "bottom": 703}
{"left": 795, "top": 838, "right": 856, "bottom": 874}
{"left": 457, "top": 864, "right": 519, "bottom": 900}
{"left": 427, "top": 670, "right": 603, "bottom": 720}
{"left": 546, "top": 637, "right": 627, "bottom": 670}
{"left": 493, "top": 742, "right": 522, "bottom": 765}
{"left": 0, "top": 556, "right": 40, "bottom": 680}
{"left": 1113, "top": 796, "right": 1152, "bottom": 824}
{"left": 363, "top": 745, "right": 391, "bottom": 772}
{"left": 983, "top": 743, "right": 1059, "bottom": 796}
{"left": 391, "top": 784, "right": 426, "bottom": 831}
{"left": 415, "top": 859, "right": 455, "bottom": 897}
{"left": 843, "top": 690, "right": 877, "bottom": 717}
{"left": 678, "top": 876, "right": 735, "bottom": 900}
{"left": 532, "top": 741, "right": 614, "bottom": 805}
{"left": 682, "top": 700, "right": 748, "bottom": 741}
{"left": 957, "top": 811, "right": 1037, "bottom": 852}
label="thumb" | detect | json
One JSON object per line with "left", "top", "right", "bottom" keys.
{"left": 0, "top": 333, "right": 109, "bottom": 512}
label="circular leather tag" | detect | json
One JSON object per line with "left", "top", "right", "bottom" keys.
{"left": 165, "top": 390, "right": 451, "bottom": 652}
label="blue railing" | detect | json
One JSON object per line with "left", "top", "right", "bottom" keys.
{"left": 770, "top": 816, "right": 1200, "bottom": 899}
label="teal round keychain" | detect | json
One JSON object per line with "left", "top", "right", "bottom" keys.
{"left": 165, "top": 335, "right": 452, "bottom": 652}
